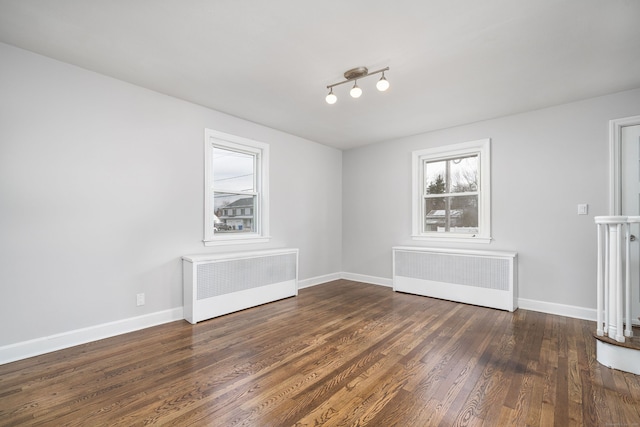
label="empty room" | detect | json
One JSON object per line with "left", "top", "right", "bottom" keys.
{"left": 1, "top": 1, "right": 640, "bottom": 425}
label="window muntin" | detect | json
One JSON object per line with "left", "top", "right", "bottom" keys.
{"left": 412, "top": 139, "right": 490, "bottom": 243}
{"left": 204, "top": 129, "right": 269, "bottom": 245}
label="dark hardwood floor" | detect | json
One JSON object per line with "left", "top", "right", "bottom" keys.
{"left": 1, "top": 280, "right": 639, "bottom": 426}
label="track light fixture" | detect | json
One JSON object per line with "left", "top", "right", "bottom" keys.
{"left": 325, "top": 66, "right": 390, "bottom": 104}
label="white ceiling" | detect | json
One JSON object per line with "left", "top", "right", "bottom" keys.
{"left": 1, "top": 0, "right": 639, "bottom": 150}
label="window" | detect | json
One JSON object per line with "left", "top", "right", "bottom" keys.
{"left": 412, "top": 138, "right": 491, "bottom": 243}
{"left": 204, "top": 129, "right": 269, "bottom": 245}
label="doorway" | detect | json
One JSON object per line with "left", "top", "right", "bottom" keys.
{"left": 611, "top": 115, "right": 640, "bottom": 324}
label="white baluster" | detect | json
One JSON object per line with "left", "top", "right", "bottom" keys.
{"left": 615, "top": 222, "right": 625, "bottom": 342}
{"left": 604, "top": 220, "right": 610, "bottom": 337}
{"left": 609, "top": 222, "right": 619, "bottom": 339}
{"left": 596, "top": 222, "right": 604, "bottom": 336}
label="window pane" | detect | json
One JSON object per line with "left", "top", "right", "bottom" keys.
{"left": 450, "top": 155, "right": 478, "bottom": 193}
{"left": 424, "top": 196, "right": 446, "bottom": 232}
{"left": 424, "top": 160, "right": 446, "bottom": 194}
{"left": 213, "top": 192, "right": 256, "bottom": 233}
{"left": 425, "top": 155, "right": 478, "bottom": 195}
{"left": 450, "top": 195, "right": 478, "bottom": 232}
{"left": 424, "top": 195, "right": 478, "bottom": 233}
{"left": 212, "top": 147, "right": 255, "bottom": 192}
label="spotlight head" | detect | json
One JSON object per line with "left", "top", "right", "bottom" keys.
{"left": 350, "top": 82, "right": 362, "bottom": 98}
{"left": 325, "top": 89, "right": 337, "bottom": 104}
{"left": 376, "top": 74, "right": 389, "bottom": 91}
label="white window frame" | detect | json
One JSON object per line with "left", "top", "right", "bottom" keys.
{"left": 412, "top": 138, "right": 491, "bottom": 243}
{"left": 203, "top": 129, "right": 270, "bottom": 246}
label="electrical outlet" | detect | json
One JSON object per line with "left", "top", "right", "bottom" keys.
{"left": 136, "top": 293, "right": 145, "bottom": 306}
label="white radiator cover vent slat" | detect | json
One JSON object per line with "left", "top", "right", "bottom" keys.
{"left": 183, "top": 248, "right": 298, "bottom": 324}
{"left": 394, "top": 251, "right": 510, "bottom": 291}
{"left": 393, "top": 246, "right": 517, "bottom": 311}
{"left": 196, "top": 253, "right": 297, "bottom": 300}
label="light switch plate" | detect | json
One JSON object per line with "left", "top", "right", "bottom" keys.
{"left": 577, "top": 204, "right": 588, "bottom": 215}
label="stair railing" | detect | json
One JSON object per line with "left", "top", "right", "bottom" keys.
{"left": 595, "top": 216, "right": 638, "bottom": 342}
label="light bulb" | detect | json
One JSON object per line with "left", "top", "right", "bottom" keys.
{"left": 325, "top": 89, "right": 337, "bottom": 104}
{"left": 350, "top": 82, "right": 362, "bottom": 98}
{"left": 376, "top": 74, "right": 389, "bottom": 91}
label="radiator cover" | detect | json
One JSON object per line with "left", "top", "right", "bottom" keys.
{"left": 182, "top": 248, "right": 298, "bottom": 323}
{"left": 392, "top": 246, "right": 517, "bottom": 311}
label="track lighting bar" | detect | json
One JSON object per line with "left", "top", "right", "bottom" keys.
{"left": 325, "top": 66, "right": 390, "bottom": 104}
{"left": 326, "top": 67, "right": 389, "bottom": 89}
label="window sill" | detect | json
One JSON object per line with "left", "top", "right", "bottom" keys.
{"left": 203, "top": 235, "right": 271, "bottom": 246}
{"left": 411, "top": 234, "right": 492, "bottom": 244}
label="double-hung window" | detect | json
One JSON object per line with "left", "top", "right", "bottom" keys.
{"left": 204, "top": 129, "right": 269, "bottom": 246}
{"left": 412, "top": 138, "right": 491, "bottom": 243}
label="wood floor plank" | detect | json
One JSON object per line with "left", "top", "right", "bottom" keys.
{"left": 414, "top": 307, "right": 506, "bottom": 425}
{"left": 1, "top": 279, "right": 639, "bottom": 426}
{"left": 566, "top": 318, "right": 584, "bottom": 426}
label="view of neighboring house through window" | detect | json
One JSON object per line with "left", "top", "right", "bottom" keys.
{"left": 213, "top": 146, "right": 256, "bottom": 233}
{"left": 204, "top": 129, "right": 270, "bottom": 246}
{"left": 412, "top": 138, "right": 491, "bottom": 243}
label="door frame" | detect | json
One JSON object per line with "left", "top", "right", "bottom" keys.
{"left": 610, "top": 115, "right": 640, "bottom": 214}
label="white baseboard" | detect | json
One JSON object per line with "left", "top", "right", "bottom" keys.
{"left": 0, "top": 307, "right": 184, "bottom": 365}
{"left": 298, "top": 272, "right": 342, "bottom": 289}
{"left": 517, "top": 298, "right": 596, "bottom": 321}
{"left": 299, "top": 272, "right": 392, "bottom": 288}
{"left": 341, "top": 272, "right": 393, "bottom": 287}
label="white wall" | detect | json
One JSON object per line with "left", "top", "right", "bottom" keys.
{"left": 0, "top": 43, "right": 342, "bottom": 348}
{"left": 343, "top": 88, "right": 640, "bottom": 313}
{"left": 2, "top": 39, "right": 639, "bottom": 361}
